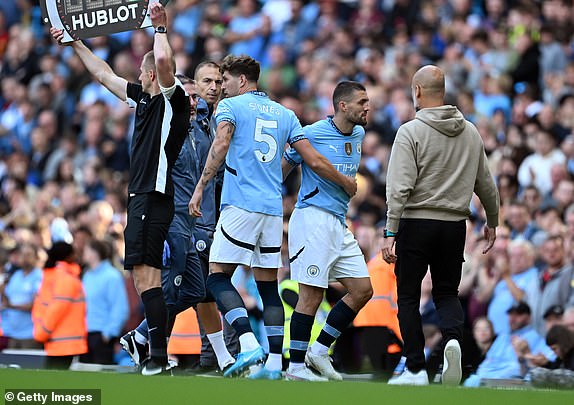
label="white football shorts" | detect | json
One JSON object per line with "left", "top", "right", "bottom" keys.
{"left": 209, "top": 205, "right": 283, "bottom": 269}
{"left": 288, "top": 206, "right": 368, "bottom": 288}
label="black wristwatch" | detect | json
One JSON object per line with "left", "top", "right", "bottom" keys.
{"left": 155, "top": 26, "right": 167, "bottom": 34}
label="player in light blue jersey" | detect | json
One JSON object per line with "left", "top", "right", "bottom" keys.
{"left": 282, "top": 81, "right": 374, "bottom": 381}
{"left": 189, "top": 55, "right": 357, "bottom": 379}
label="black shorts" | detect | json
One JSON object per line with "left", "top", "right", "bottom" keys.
{"left": 124, "top": 192, "right": 174, "bottom": 270}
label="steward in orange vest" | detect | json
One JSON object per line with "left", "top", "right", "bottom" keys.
{"left": 354, "top": 254, "right": 402, "bottom": 337}
{"left": 353, "top": 253, "right": 403, "bottom": 373}
{"left": 32, "top": 242, "right": 87, "bottom": 369}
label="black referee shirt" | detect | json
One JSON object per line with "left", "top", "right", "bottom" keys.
{"left": 126, "top": 82, "right": 191, "bottom": 197}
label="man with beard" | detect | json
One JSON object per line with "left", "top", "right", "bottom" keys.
{"left": 282, "top": 81, "right": 373, "bottom": 381}
{"left": 189, "top": 55, "right": 357, "bottom": 379}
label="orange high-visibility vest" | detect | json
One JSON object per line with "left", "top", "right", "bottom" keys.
{"left": 32, "top": 261, "right": 87, "bottom": 356}
{"left": 168, "top": 307, "right": 201, "bottom": 355}
{"left": 354, "top": 254, "right": 402, "bottom": 351}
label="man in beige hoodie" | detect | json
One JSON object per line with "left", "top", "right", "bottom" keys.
{"left": 382, "top": 65, "right": 499, "bottom": 386}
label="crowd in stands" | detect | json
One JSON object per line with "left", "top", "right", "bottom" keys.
{"left": 1, "top": 0, "right": 574, "bottom": 385}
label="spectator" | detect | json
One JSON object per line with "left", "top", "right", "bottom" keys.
{"left": 517, "top": 130, "right": 566, "bottom": 196}
{"left": 521, "top": 185, "right": 543, "bottom": 216}
{"left": 464, "top": 302, "right": 555, "bottom": 387}
{"left": 543, "top": 305, "right": 564, "bottom": 334}
{"left": 535, "top": 104, "right": 570, "bottom": 143}
{"left": 510, "top": 27, "right": 540, "bottom": 93}
{"left": 533, "top": 203, "right": 563, "bottom": 240}
{"left": 480, "top": 240, "right": 538, "bottom": 335}
{"left": 530, "top": 324, "right": 574, "bottom": 389}
{"left": 505, "top": 200, "right": 543, "bottom": 243}
{"left": 538, "top": 25, "right": 568, "bottom": 91}
{"left": 466, "top": 316, "right": 496, "bottom": 377}
{"left": 546, "top": 179, "right": 574, "bottom": 217}
{"left": 497, "top": 174, "right": 519, "bottom": 207}
{"left": 225, "top": 0, "right": 271, "bottom": 62}
{"left": 349, "top": 0, "right": 384, "bottom": 42}
{"left": 526, "top": 235, "right": 574, "bottom": 335}
{"left": 171, "top": 0, "right": 203, "bottom": 54}
{"left": 270, "top": 0, "right": 317, "bottom": 64}
{"left": 81, "top": 239, "right": 129, "bottom": 364}
{"left": 462, "top": 224, "right": 510, "bottom": 327}
{"left": 259, "top": 44, "right": 297, "bottom": 98}
{"left": 1, "top": 27, "right": 40, "bottom": 84}
{"left": 0, "top": 243, "right": 42, "bottom": 349}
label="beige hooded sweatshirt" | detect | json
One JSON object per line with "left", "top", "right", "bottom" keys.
{"left": 385, "top": 105, "right": 499, "bottom": 233}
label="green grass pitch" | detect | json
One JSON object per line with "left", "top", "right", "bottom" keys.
{"left": 0, "top": 369, "right": 571, "bottom": 405}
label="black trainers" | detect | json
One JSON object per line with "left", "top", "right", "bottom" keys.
{"left": 141, "top": 357, "right": 173, "bottom": 376}
{"left": 175, "top": 361, "right": 217, "bottom": 376}
{"left": 120, "top": 331, "right": 147, "bottom": 366}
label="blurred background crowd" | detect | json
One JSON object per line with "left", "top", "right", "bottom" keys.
{"left": 0, "top": 0, "right": 574, "bottom": 384}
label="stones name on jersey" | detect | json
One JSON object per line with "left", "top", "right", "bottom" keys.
{"left": 248, "top": 102, "right": 282, "bottom": 115}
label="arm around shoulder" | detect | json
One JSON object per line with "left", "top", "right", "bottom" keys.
{"left": 292, "top": 138, "right": 357, "bottom": 197}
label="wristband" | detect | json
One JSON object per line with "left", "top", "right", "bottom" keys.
{"left": 384, "top": 229, "right": 397, "bottom": 238}
{"left": 155, "top": 26, "right": 167, "bottom": 34}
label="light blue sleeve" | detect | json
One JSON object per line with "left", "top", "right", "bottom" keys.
{"left": 284, "top": 119, "right": 309, "bottom": 165}
{"left": 287, "top": 110, "right": 305, "bottom": 145}
{"left": 103, "top": 269, "right": 129, "bottom": 339}
{"left": 530, "top": 335, "right": 557, "bottom": 361}
{"left": 215, "top": 98, "right": 236, "bottom": 126}
{"left": 283, "top": 146, "right": 302, "bottom": 166}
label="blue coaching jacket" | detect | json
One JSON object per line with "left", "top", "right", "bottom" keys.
{"left": 192, "top": 98, "right": 217, "bottom": 233}
{"left": 170, "top": 112, "right": 202, "bottom": 237}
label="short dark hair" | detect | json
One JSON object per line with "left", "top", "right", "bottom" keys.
{"left": 219, "top": 54, "right": 260, "bottom": 83}
{"left": 88, "top": 239, "right": 113, "bottom": 261}
{"left": 546, "top": 324, "right": 574, "bottom": 355}
{"left": 45, "top": 242, "right": 74, "bottom": 268}
{"left": 332, "top": 81, "right": 366, "bottom": 112}
{"left": 194, "top": 61, "right": 220, "bottom": 79}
